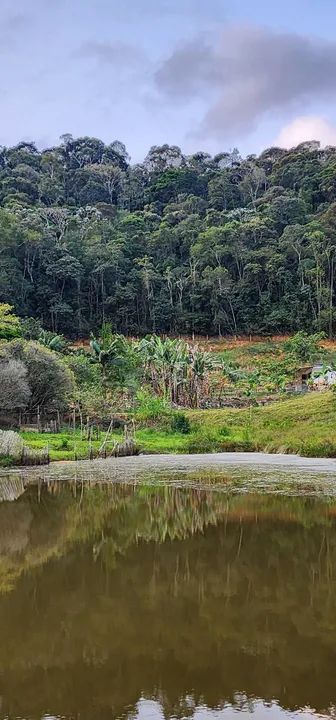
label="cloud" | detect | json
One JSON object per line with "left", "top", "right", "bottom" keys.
{"left": 155, "top": 25, "right": 336, "bottom": 139}
{"left": 3, "top": 12, "right": 27, "bottom": 31}
{"left": 112, "top": 0, "right": 224, "bottom": 21}
{"left": 75, "top": 42, "right": 144, "bottom": 67}
{"left": 155, "top": 37, "right": 220, "bottom": 99}
{"left": 0, "top": 11, "right": 31, "bottom": 48}
{"left": 76, "top": 41, "right": 146, "bottom": 68}
{"left": 274, "top": 116, "right": 336, "bottom": 148}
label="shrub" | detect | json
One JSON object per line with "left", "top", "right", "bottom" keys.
{"left": 0, "top": 430, "right": 24, "bottom": 459}
{"left": 0, "top": 340, "right": 75, "bottom": 412}
{"left": 66, "top": 353, "right": 102, "bottom": 389}
{"left": 300, "top": 440, "right": 336, "bottom": 458}
{"left": 171, "top": 412, "right": 191, "bottom": 434}
{"left": 0, "top": 304, "right": 21, "bottom": 340}
{"left": 39, "top": 330, "right": 67, "bottom": 353}
{"left": 186, "top": 435, "right": 216, "bottom": 453}
{"left": 284, "top": 332, "right": 325, "bottom": 362}
{"left": 0, "top": 359, "right": 31, "bottom": 410}
{"left": 135, "top": 389, "right": 171, "bottom": 424}
{"left": 58, "top": 438, "right": 70, "bottom": 450}
{"left": 20, "top": 317, "right": 43, "bottom": 340}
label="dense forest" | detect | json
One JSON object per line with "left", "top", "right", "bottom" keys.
{"left": 1, "top": 135, "right": 336, "bottom": 337}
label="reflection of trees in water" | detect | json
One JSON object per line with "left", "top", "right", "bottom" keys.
{"left": 0, "top": 483, "right": 335, "bottom": 717}
{"left": 0, "top": 479, "right": 335, "bottom": 593}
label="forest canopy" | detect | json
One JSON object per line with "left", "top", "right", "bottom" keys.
{"left": 1, "top": 136, "right": 336, "bottom": 337}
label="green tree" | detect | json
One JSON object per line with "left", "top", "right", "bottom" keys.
{"left": 0, "top": 340, "right": 74, "bottom": 412}
{"left": 0, "top": 304, "right": 21, "bottom": 340}
{"left": 284, "top": 332, "right": 325, "bottom": 363}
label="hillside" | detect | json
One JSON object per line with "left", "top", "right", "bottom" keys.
{"left": 18, "top": 392, "right": 336, "bottom": 461}
{"left": 188, "top": 391, "right": 336, "bottom": 457}
{"left": 1, "top": 138, "right": 336, "bottom": 338}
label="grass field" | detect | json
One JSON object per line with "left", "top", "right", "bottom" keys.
{"left": 188, "top": 391, "right": 336, "bottom": 457}
{"left": 16, "top": 391, "right": 336, "bottom": 462}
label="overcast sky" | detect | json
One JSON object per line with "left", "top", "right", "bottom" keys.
{"left": 2, "top": 0, "right": 336, "bottom": 161}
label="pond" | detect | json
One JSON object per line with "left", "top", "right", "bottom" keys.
{"left": 0, "top": 453, "right": 336, "bottom": 719}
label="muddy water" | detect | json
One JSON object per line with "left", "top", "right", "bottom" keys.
{"left": 0, "top": 455, "right": 336, "bottom": 719}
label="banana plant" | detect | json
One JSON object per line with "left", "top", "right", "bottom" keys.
{"left": 137, "top": 335, "right": 212, "bottom": 406}
{"left": 188, "top": 347, "right": 214, "bottom": 407}
{"left": 39, "top": 330, "right": 67, "bottom": 353}
{"left": 90, "top": 323, "right": 137, "bottom": 391}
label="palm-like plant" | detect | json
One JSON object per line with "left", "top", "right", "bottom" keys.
{"left": 39, "top": 329, "right": 67, "bottom": 353}
{"left": 90, "top": 324, "right": 137, "bottom": 392}
{"left": 137, "top": 335, "right": 189, "bottom": 403}
{"left": 137, "top": 335, "right": 212, "bottom": 407}
{"left": 188, "top": 347, "right": 214, "bottom": 408}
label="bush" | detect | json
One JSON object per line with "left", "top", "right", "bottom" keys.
{"left": 0, "top": 340, "right": 75, "bottom": 412}
{"left": 171, "top": 412, "right": 191, "bottom": 434}
{"left": 135, "top": 389, "right": 171, "bottom": 424}
{"left": 0, "top": 430, "right": 24, "bottom": 459}
{"left": 0, "top": 304, "right": 21, "bottom": 340}
{"left": 58, "top": 437, "right": 70, "bottom": 450}
{"left": 20, "top": 317, "right": 43, "bottom": 340}
{"left": 66, "top": 353, "right": 102, "bottom": 389}
{"left": 0, "top": 359, "right": 31, "bottom": 411}
{"left": 284, "top": 332, "right": 325, "bottom": 362}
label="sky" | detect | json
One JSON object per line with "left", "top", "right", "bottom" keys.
{"left": 2, "top": 0, "right": 336, "bottom": 161}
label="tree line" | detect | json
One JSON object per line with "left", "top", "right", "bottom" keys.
{"left": 2, "top": 136, "right": 336, "bottom": 336}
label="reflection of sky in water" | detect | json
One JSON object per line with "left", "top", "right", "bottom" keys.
{"left": 39, "top": 705, "right": 334, "bottom": 720}
{"left": 132, "top": 698, "right": 333, "bottom": 719}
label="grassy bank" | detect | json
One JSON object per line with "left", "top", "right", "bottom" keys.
{"left": 187, "top": 391, "right": 336, "bottom": 457}
{"left": 16, "top": 391, "right": 336, "bottom": 462}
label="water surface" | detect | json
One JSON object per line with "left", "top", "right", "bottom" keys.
{"left": 0, "top": 458, "right": 336, "bottom": 719}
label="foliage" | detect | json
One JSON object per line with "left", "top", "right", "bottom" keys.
{"left": 90, "top": 324, "right": 139, "bottom": 391}
{"left": 0, "top": 430, "right": 23, "bottom": 459}
{"left": 20, "top": 317, "right": 43, "bottom": 340}
{"left": 65, "top": 353, "right": 102, "bottom": 390}
{"left": 1, "top": 138, "right": 336, "bottom": 337}
{"left": 137, "top": 335, "right": 212, "bottom": 407}
{"left": 137, "top": 335, "right": 189, "bottom": 402}
{"left": 171, "top": 412, "right": 191, "bottom": 434}
{"left": 134, "top": 389, "right": 171, "bottom": 424}
{"left": 284, "top": 331, "right": 325, "bottom": 362}
{"left": 0, "top": 340, "right": 75, "bottom": 412}
{"left": 0, "top": 305, "right": 21, "bottom": 340}
{"left": 16, "top": 390, "right": 336, "bottom": 460}
{"left": 38, "top": 330, "right": 67, "bottom": 353}
{"left": 0, "top": 359, "right": 31, "bottom": 410}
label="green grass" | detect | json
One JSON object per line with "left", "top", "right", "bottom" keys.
{"left": 20, "top": 430, "right": 110, "bottom": 462}
{"left": 0, "top": 457, "right": 17, "bottom": 468}
{"left": 19, "top": 427, "right": 190, "bottom": 461}
{"left": 16, "top": 391, "right": 336, "bottom": 462}
{"left": 136, "top": 428, "right": 190, "bottom": 454}
{"left": 187, "top": 391, "right": 336, "bottom": 457}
